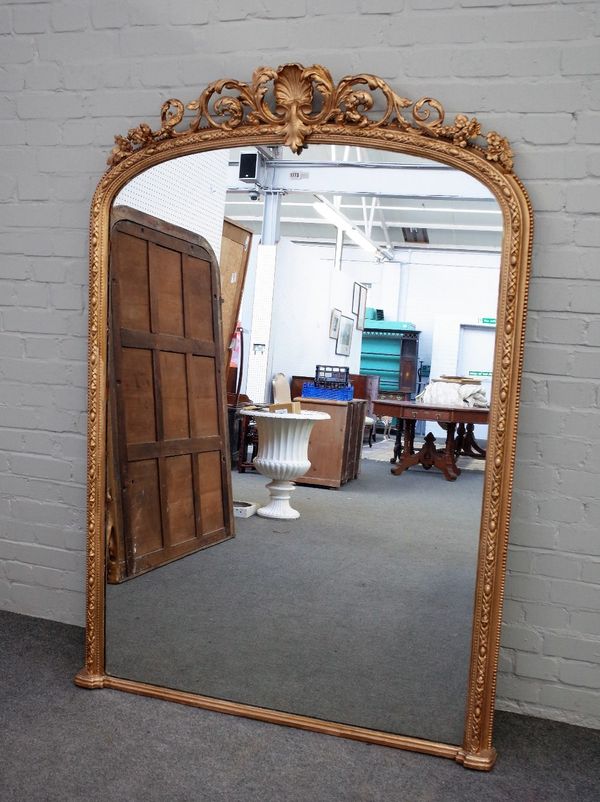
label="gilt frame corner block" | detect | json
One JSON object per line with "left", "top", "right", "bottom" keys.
{"left": 77, "top": 63, "right": 533, "bottom": 772}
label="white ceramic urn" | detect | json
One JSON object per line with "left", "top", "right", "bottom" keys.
{"left": 239, "top": 409, "right": 330, "bottom": 520}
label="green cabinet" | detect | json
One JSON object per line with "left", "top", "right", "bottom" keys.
{"left": 359, "top": 321, "right": 420, "bottom": 395}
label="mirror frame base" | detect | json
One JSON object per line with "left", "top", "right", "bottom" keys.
{"left": 78, "top": 673, "right": 473, "bottom": 764}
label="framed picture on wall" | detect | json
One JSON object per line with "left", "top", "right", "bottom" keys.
{"left": 336, "top": 315, "right": 354, "bottom": 356}
{"left": 356, "top": 284, "right": 368, "bottom": 331}
{"left": 352, "top": 282, "right": 362, "bottom": 314}
{"left": 329, "top": 308, "right": 342, "bottom": 339}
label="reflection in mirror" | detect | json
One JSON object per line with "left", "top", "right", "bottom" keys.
{"left": 104, "top": 145, "right": 501, "bottom": 746}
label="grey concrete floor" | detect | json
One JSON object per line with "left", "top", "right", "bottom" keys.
{"left": 1, "top": 610, "right": 599, "bottom": 802}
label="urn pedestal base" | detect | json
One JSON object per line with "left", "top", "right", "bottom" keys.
{"left": 257, "top": 480, "right": 299, "bottom": 519}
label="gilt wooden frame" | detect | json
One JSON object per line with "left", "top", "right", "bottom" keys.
{"left": 76, "top": 64, "right": 533, "bottom": 771}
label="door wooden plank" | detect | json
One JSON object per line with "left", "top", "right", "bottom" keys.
{"left": 198, "top": 450, "right": 226, "bottom": 534}
{"left": 127, "top": 436, "right": 222, "bottom": 462}
{"left": 120, "top": 329, "right": 216, "bottom": 358}
{"left": 151, "top": 348, "right": 172, "bottom": 553}
{"left": 108, "top": 247, "right": 138, "bottom": 577}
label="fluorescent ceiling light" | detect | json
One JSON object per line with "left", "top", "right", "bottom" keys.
{"left": 312, "top": 198, "right": 393, "bottom": 260}
{"left": 345, "top": 225, "right": 379, "bottom": 255}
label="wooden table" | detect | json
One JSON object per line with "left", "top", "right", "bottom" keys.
{"left": 372, "top": 399, "right": 489, "bottom": 481}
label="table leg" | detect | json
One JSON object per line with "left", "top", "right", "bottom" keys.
{"left": 455, "top": 422, "right": 465, "bottom": 458}
{"left": 390, "top": 418, "right": 403, "bottom": 464}
{"left": 461, "top": 422, "right": 487, "bottom": 459}
{"left": 439, "top": 422, "right": 460, "bottom": 480}
{"left": 391, "top": 421, "right": 421, "bottom": 476}
{"left": 391, "top": 425, "right": 460, "bottom": 481}
{"left": 419, "top": 432, "right": 438, "bottom": 470}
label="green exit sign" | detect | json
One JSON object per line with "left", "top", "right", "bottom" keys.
{"left": 480, "top": 317, "right": 496, "bottom": 325}
{"left": 469, "top": 370, "right": 493, "bottom": 377}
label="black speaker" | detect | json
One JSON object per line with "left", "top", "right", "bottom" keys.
{"left": 239, "top": 152, "right": 258, "bottom": 182}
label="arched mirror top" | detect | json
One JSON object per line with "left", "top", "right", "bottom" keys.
{"left": 82, "top": 64, "right": 533, "bottom": 772}
{"left": 93, "top": 64, "right": 528, "bottom": 195}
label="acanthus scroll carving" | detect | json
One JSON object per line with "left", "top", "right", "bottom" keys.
{"left": 107, "top": 63, "right": 513, "bottom": 172}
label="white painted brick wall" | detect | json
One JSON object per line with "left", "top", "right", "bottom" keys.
{"left": 0, "top": 0, "right": 599, "bottom": 729}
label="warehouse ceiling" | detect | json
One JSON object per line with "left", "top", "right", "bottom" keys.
{"left": 224, "top": 145, "right": 503, "bottom": 255}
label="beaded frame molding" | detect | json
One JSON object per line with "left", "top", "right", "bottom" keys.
{"left": 77, "top": 64, "right": 533, "bottom": 771}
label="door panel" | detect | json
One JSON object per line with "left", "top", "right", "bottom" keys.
{"left": 198, "top": 450, "right": 226, "bottom": 533}
{"left": 117, "top": 233, "right": 151, "bottom": 331}
{"left": 127, "top": 459, "right": 163, "bottom": 553}
{"left": 183, "top": 253, "right": 215, "bottom": 342}
{"left": 160, "top": 351, "right": 190, "bottom": 440}
{"left": 189, "top": 356, "right": 219, "bottom": 436}
{"left": 165, "top": 455, "right": 196, "bottom": 544}
{"left": 121, "top": 349, "right": 156, "bottom": 444}
{"left": 151, "top": 243, "right": 185, "bottom": 336}
{"left": 107, "top": 206, "right": 234, "bottom": 583}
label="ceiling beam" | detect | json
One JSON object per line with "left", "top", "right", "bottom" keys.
{"left": 227, "top": 161, "right": 494, "bottom": 199}
{"left": 225, "top": 214, "right": 503, "bottom": 234}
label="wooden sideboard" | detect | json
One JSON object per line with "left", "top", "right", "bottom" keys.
{"left": 290, "top": 374, "right": 380, "bottom": 417}
{"left": 293, "top": 397, "right": 367, "bottom": 489}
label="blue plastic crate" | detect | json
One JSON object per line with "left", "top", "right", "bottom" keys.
{"left": 301, "top": 382, "right": 354, "bottom": 401}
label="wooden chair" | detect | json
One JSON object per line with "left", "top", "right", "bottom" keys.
{"left": 272, "top": 372, "right": 292, "bottom": 404}
{"left": 237, "top": 415, "right": 259, "bottom": 472}
{"left": 349, "top": 374, "right": 380, "bottom": 447}
{"left": 237, "top": 374, "right": 292, "bottom": 472}
{"left": 231, "top": 392, "right": 258, "bottom": 473}
{"left": 363, "top": 415, "right": 376, "bottom": 447}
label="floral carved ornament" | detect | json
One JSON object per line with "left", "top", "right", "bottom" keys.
{"left": 108, "top": 63, "right": 513, "bottom": 173}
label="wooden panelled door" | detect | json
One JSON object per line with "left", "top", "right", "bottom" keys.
{"left": 106, "top": 207, "right": 234, "bottom": 583}
{"left": 219, "top": 218, "right": 252, "bottom": 361}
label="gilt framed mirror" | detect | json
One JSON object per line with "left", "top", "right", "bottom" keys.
{"left": 76, "top": 64, "right": 533, "bottom": 771}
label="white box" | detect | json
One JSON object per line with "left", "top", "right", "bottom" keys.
{"left": 233, "top": 501, "right": 258, "bottom": 518}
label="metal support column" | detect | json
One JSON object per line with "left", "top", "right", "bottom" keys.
{"left": 245, "top": 188, "right": 283, "bottom": 402}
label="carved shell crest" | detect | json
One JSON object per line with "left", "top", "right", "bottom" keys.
{"left": 107, "top": 63, "right": 513, "bottom": 173}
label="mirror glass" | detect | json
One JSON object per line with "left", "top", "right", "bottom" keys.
{"left": 104, "top": 144, "right": 501, "bottom": 746}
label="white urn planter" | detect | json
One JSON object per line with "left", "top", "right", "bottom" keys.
{"left": 239, "top": 409, "right": 330, "bottom": 520}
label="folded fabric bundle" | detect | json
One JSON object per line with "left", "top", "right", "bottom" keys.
{"left": 416, "top": 380, "right": 489, "bottom": 408}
